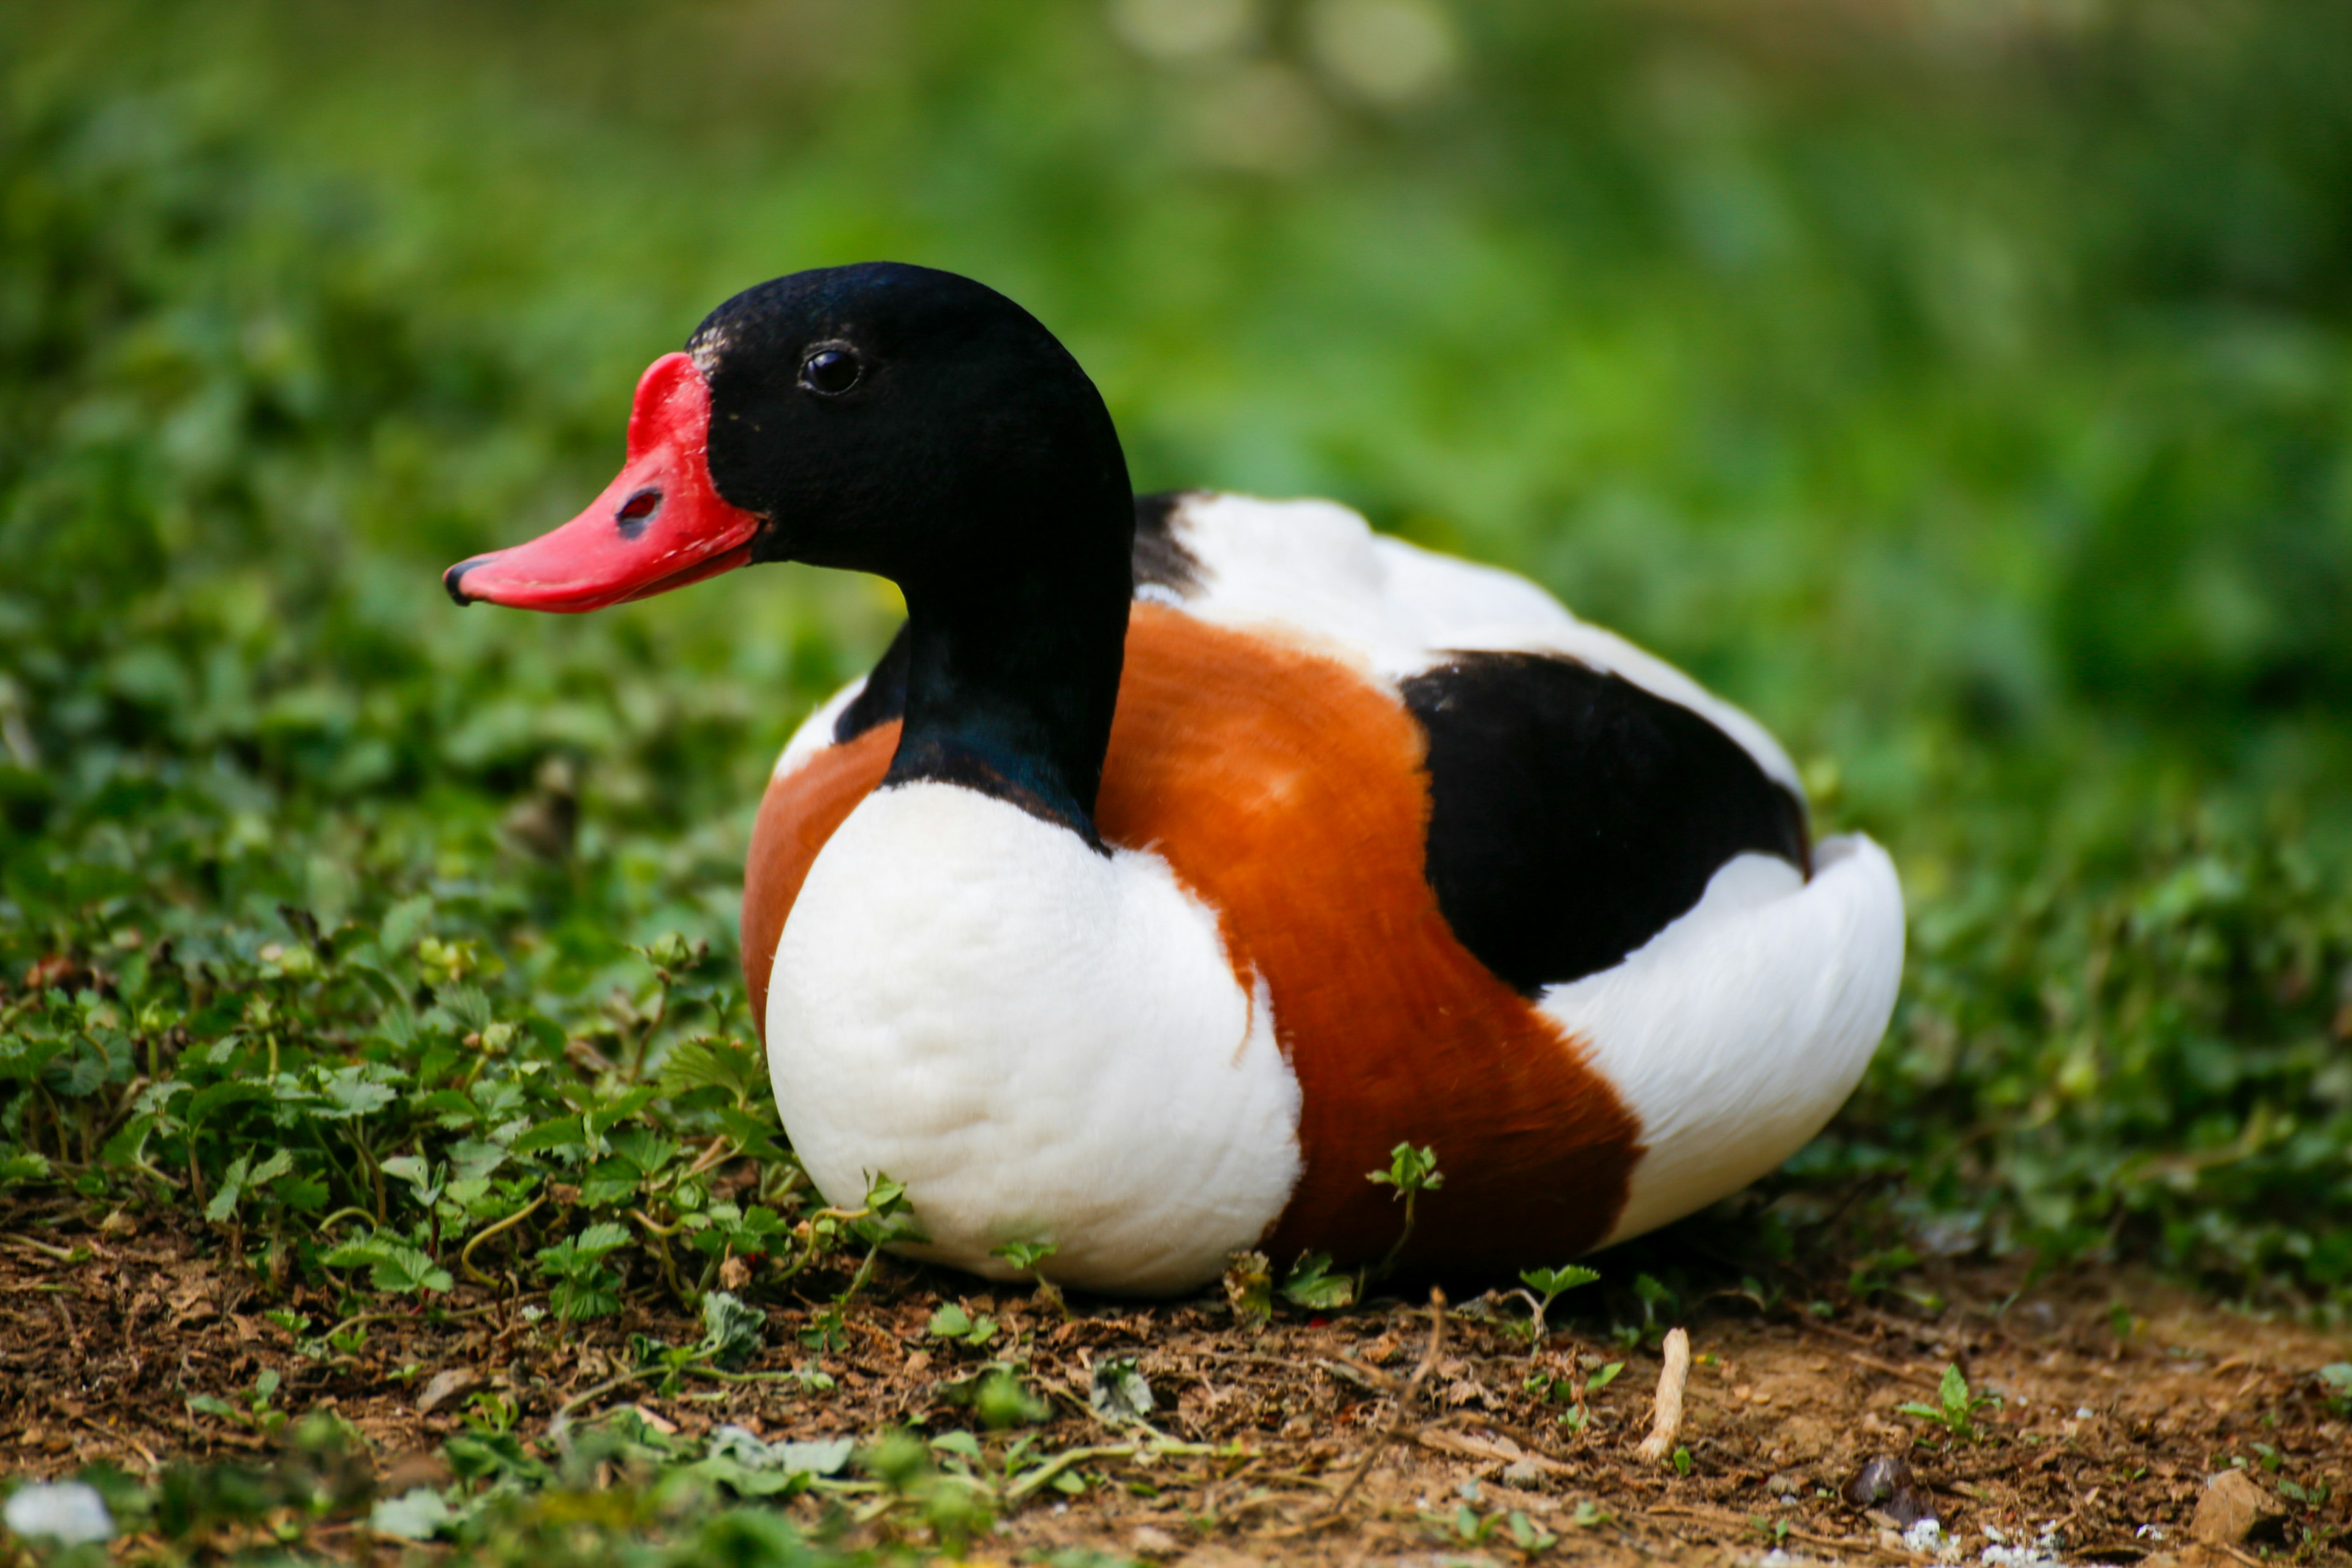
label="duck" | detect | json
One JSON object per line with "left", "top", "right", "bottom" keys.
{"left": 444, "top": 262, "right": 1904, "bottom": 1296}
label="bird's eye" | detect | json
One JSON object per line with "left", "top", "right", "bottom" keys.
{"left": 799, "top": 348, "right": 862, "bottom": 396}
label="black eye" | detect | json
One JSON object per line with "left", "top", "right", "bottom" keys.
{"left": 799, "top": 348, "right": 862, "bottom": 396}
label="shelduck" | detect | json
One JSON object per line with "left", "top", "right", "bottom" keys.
{"left": 445, "top": 263, "right": 1904, "bottom": 1295}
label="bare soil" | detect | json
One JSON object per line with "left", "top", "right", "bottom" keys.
{"left": 4, "top": 1199, "right": 2347, "bottom": 1564}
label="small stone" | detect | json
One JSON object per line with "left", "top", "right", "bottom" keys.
{"left": 1841, "top": 1453, "right": 1934, "bottom": 1528}
{"left": 4, "top": 1480, "right": 114, "bottom": 1545}
{"left": 378, "top": 1451, "right": 452, "bottom": 1494}
{"left": 414, "top": 1367, "right": 478, "bottom": 1414}
{"left": 2193, "top": 1469, "right": 2285, "bottom": 1547}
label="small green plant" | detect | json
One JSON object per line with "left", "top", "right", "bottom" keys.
{"left": 1506, "top": 1509, "right": 1558, "bottom": 1554}
{"left": 990, "top": 1238, "right": 1065, "bottom": 1313}
{"left": 802, "top": 1171, "right": 926, "bottom": 1350}
{"left": 1511, "top": 1262, "right": 1601, "bottom": 1343}
{"left": 1899, "top": 1363, "right": 2002, "bottom": 1442}
{"left": 2318, "top": 1363, "right": 2352, "bottom": 1419}
{"left": 321, "top": 1229, "right": 454, "bottom": 1296}
{"left": 1366, "top": 1142, "right": 1443, "bottom": 1284}
{"left": 1281, "top": 1250, "right": 1357, "bottom": 1310}
{"left": 1529, "top": 1355, "right": 1622, "bottom": 1430}
{"left": 1423, "top": 1480, "right": 1551, "bottom": 1552}
{"left": 856, "top": 1430, "right": 996, "bottom": 1551}
{"left": 698, "top": 1289, "right": 769, "bottom": 1367}
{"left": 2278, "top": 1474, "right": 2332, "bottom": 1507}
{"left": 534, "top": 1222, "right": 632, "bottom": 1321}
{"left": 462, "top": 1390, "right": 521, "bottom": 1435}
{"left": 927, "top": 1299, "right": 1000, "bottom": 1349}
{"left": 937, "top": 1366, "right": 1052, "bottom": 1430}
{"left": 187, "top": 1369, "right": 287, "bottom": 1438}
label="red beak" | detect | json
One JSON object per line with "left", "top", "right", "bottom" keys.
{"left": 443, "top": 353, "right": 763, "bottom": 612}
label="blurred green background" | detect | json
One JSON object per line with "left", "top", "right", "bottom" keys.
{"left": 4, "top": 0, "right": 2350, "bottom": 1302}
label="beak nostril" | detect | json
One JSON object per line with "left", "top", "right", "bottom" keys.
{"left": 616, "top": 488, "right": 663, "bottom": 537}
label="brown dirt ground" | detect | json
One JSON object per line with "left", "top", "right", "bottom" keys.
{"left": 3, "top": 1197, "right": 2347, "bottom": 1565}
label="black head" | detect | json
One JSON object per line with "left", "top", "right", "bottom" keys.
{"left": 699, "top": 263, "right": 1132, "bottom": 590}
{"left": 444, "top": 262, "right": 1134, "bottom": 612}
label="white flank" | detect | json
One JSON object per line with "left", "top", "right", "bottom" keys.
{"left": 1541, "top": 835, "right": 1905, "bottom": 1245}
{"left": 766, "top": 783, "right": 1303, "bottom": 1294}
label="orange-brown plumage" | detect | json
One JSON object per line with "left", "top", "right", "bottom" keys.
{"left": 742, "top": 719, "right": 899, "bottom": 1035}
{"left": 744, "top": 606, "right": 1640, "bottom": 1271}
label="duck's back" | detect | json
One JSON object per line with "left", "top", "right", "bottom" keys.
{"left": 746, "top": 493, "right": 1902, "bottom": 1276}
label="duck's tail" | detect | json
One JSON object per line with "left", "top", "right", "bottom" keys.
{"left": 1537, "top": 834, "right": 1906, "bottom": 1245}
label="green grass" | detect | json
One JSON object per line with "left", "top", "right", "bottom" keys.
{"left": 4, "top": 0, "right": 2352, "bottom": 1556}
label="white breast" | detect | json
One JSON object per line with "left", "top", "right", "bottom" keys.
{"left": 764, "top": 783, "right": 1303, "bottom": 1294}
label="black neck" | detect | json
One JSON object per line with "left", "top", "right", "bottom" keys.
{"left": 883, "top": 491, "right": 1134, "bottom": 848}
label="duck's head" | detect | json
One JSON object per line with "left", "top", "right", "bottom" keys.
{"left": 443, "top": 262, "right": 1131, "bottom": 612}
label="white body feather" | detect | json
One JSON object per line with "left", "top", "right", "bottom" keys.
{"left": 766, "top": 492, "right": 1902, "bottom": 1281}
{"left": 766, "top": 785, "right": 1303, "bottom": 1294}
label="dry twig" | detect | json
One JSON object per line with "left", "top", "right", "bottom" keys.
{"left": 1321, "top": 1286, "right": 1446, "bottom": 1517}
{"left": 1633, "top": 1325, "right": 1691, "bottom": 1464}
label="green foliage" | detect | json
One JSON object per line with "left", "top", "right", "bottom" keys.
{"left": 1427, "top": 1481, "right": 1558, "bottom": 1556}
{"left": 856, "top": 1431, "right": 997, "bottom": 1551}
{"left": 1521, "top": 1264, "right": 1601, "bottom": 1301}
{"left": 990, "top": 1238, "right": 1058, "bottom": 1273}
{"left": 535, "top": 1223, "right": 631, "bottom": 1322}
{"left": 927, "top": 1299, "right": 1000, "bottom": 1349}
{"left": 187, "top": 1369, "right": 287, "bottom": 1439}
{"left": 696, "top": 1290, "right": 767, "bottom": 1369}
{"left": 938, "top": 1368, "right": 1053, "bottom": 1432}
{"left": 1528, "top": 1357, "right": 1623, "bottom": 1431}
{"left": 0, "top": 9, "right": 2350, "bottom": 1483}
{"left": 1899, "top": 1363, "right": 2003, "bottom": 1443}
{"left": 1370, "top": 1142, "right": 1444, "bottom": 1200}
{"left": 321, "top": 1231, "right": 453, "bottom": 1295}
{"left": 1280, "top": 1250, "right": 1357, "bottom": 1311}
{"left": 2316, "top": 1364, "right": 2352, "bottom": 1419}
{"left": 20, "top": 1425, "right": 881, "bottom": 1564}
{"left": 1513, "top": 1263, "right": 1601, "bottom": 1341}
{"left": 989, "top": 1237, "right": 1069, "bottom": 1314}
{"left": 1366, "top": 1142, "right": 1444, "bottom": 1284}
